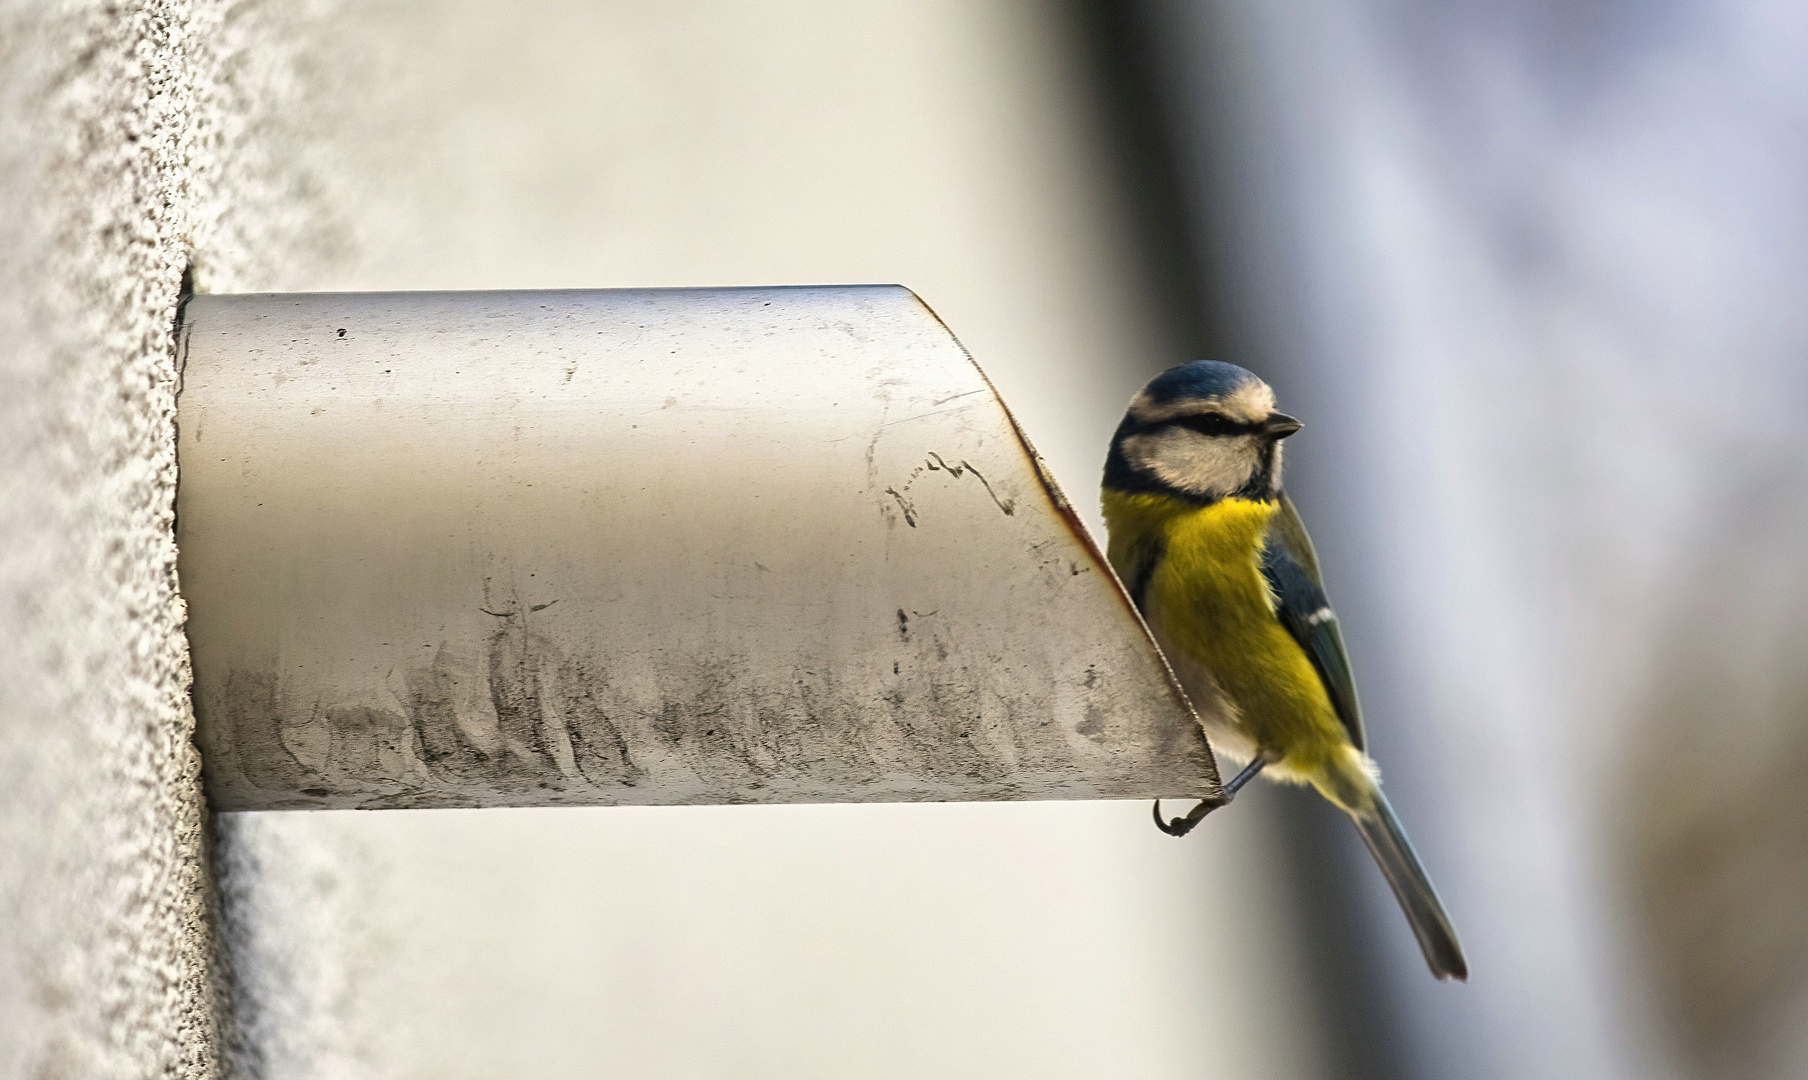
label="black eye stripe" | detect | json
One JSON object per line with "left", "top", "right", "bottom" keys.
{"left": 1174, "top": 412, "right": 1257, "bottom": 436}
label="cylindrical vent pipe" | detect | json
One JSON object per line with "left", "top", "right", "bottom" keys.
{"left": 176, "top": 285, "right": 1220, "bottom": 811}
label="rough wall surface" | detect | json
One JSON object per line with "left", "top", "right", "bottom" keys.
{"left": 0, "top": 2, "right": 290, "bottom": 1075}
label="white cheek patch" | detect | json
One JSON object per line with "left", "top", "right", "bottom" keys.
{"left": 1122, "top": 428, "right": 1260, "bottom": 499}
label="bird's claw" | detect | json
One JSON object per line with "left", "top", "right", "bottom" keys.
{"left": 1152, "top": 796, "right": 1227, "bottom": 837}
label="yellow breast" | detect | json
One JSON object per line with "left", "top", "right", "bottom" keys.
{"left": 1102, "top": 490, "right": 1355, "bottom": 787}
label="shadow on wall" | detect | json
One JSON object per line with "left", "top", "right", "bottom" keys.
{"left": 1621, "top": 470, "right": 1808, "bottom": 1080}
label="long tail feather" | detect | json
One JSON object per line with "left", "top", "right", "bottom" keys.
{"left": 1350, "top": 791, "right": 1468, "bottom": 981}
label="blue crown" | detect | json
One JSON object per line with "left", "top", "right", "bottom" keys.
{"left": 1140, "top": 360, "right": 1260, "bottom": 405}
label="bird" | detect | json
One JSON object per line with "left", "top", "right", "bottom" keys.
{"left": 1102, "top": 359, "right": 1467, "bottom": 982}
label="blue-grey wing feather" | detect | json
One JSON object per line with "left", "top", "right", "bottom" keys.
{"left": 1261, "top": 492, "right": 1366, "bottom": 752}
{"left": 1118, "top": 533, "right": 1165, "bottom": 615}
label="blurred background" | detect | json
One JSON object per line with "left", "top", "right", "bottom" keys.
{"left": 6, "top": 1, "right": 1804, "bottom": 1078}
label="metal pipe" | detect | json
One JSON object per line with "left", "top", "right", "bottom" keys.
{"left": 176, "top": 285, "right": 1220, "bottom": 810}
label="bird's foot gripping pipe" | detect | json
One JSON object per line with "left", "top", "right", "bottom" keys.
{"left": 1152, "top": 758, "right": 1267, "bottom": 837}
{"left": 1152, "top": 797, "right": 1223, "bottom": 836}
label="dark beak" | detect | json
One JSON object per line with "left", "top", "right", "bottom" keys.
{"left": 1262, "top": 413, "right": 1303, "bottom": 439}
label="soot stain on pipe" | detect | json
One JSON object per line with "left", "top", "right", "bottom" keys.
{"left": 215, "top": 667, "right": 311, "bottom": 795}
{"left": 555, "top": 657, "right": 643, "bottom": 788}
{"left": 485, "top": 615, "right": 572, "bottom": 781}
{"left": 211, "top": 639, "right": 1113, "bottom": 807}
{"left": 482, "top": 611, "right": 648, "bottom": 791}
{"left": 648, "top": 672, "right": 750, "bottom": 782}
{"left": 320, "top": 705, "right": 413, "bottom": 784}
{"left": 206, "top": 588, "right": 1181, "bottom": 808}
{"left": 404, "top": 658, "right": 498, "bottom": 783}
{"left": 208, "top": 603, "right": 1146, "bottom": 808}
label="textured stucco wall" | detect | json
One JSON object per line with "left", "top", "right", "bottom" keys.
{"left": 0, "top": 1, "right": 352, "bottom": 1074}
{"left": 0, "top": 2, "right": 224, "bottom": 1076}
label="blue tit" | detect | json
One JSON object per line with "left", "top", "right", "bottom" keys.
{"left": 1103, "top": 360, "right": 1467, "bottom": 982}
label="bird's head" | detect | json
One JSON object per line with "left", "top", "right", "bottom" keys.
{"left": 1104, "top": 360, "right": 1301, "bottom": 503}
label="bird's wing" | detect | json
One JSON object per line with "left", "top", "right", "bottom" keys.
{"left": 1112, "top": 531, "right": 1166, "bottom": 615}
{"left": 1261, "top": 492, "right": 1366, "bottom": 752}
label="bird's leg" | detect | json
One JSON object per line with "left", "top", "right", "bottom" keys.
{"left": 1152, "top": 758, "right": 1268, "bottom": 837}
{"left": 1222, "top": 756, "right": 1268, "bottom": 797}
